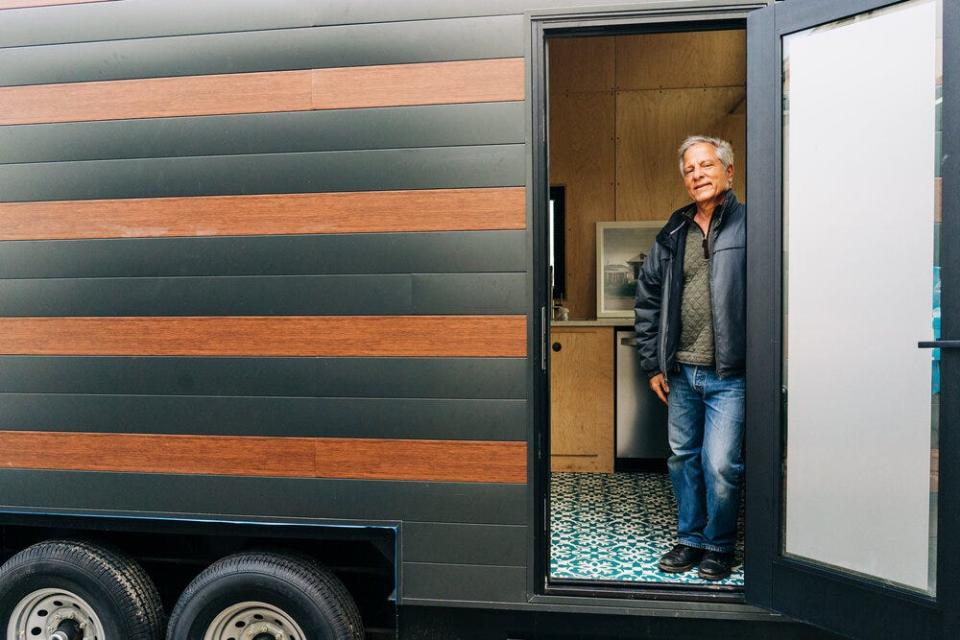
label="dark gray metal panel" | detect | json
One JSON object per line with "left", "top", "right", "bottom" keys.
{"left": 942, "top": 1, "right": 960, "bottom": 634}
{"left": 402, "top": 522, "right": 526, "bottom": 565}
{"left": 0, "top": 273, "right": 525, "bottom": 316}
{"left": 0, "top": 16, "right": 522, "bottom": 86}
{"left": 0, "top": 0, "right": 762, "bottom": 47}
{"left": 410, "top": 274, "right": 527, "bottom": 315}
{"left": 0, "top": 357, "right": 527, "bottom": 399}
{"left": 0, "top": 275, "right": 402, "bottom": 316}
{"left": 528, "top": 14, "right": 551, "bottom": 602}
{"left": 744, "top": 1, "right": 778, "bottom": 611}
{"left": 398, "top": 605, "right": 817, "bottom": 634}
{"left": 0, "top": 0, "right": 317, "bottom": 48}
{"left": 773, "top": 0, "right": 892, "bottom": 35}
{"left": 401, "top": 562, "right": 527, "bottom": 604}
{"left": 0, "top": 145, "right": 525, "bottom": 202}
{"left": 311, "top": 0, "right": 763, "bottom": 26}
{"left": 0, "top": 395, "right": 527, "bottom": 441}
{"left": 0, "top": 469, "right": 527, "bottom": 525}
{"left": 0, "top": 103, "right": 524, "bottom": 164}
{"left": 0, "top": 232, "right": 526, "bottom": 279}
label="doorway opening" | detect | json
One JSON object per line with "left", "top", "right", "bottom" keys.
{"left": 543, "top": 24, "right": 747, "bottom": 591}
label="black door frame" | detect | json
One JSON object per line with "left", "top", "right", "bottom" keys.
{"left": 527, "top": 0, "right": 767, "bottom": 604}
{"left": 744, "top": 0, "right": 959, "bottom": 637}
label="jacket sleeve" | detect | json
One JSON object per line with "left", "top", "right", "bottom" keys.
{"left": 634, "top": 243, "right": 663, "bottom": 378}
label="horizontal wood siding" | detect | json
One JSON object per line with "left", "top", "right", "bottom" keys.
{"left": 0, "top": 356, "right": 528, "bottom": 399}
{"left": 0, "top": 0, "right": 111, "bottom": 8}
{"left": 0, "top": 231, "right": 526, "bottom": 279}
{"left": 0, "top": 145, "right": 525, "bottom": 202}
{"left": 0, "top": 16, "right": 523, "bottom": 86}
{"left": 0, "top": 187, "right": 525, "bottom": 240}
{"left": 311, "top": 59, "right": 524, "bottom": 109}
{"left": 0, "top": 103, "right": 525, "bottom": 164}
{"left": 0, "top": 273, "right": 527, "bottom": 317}
{"left": 0, "top": 59, "right": 523, "bottom": 125}
{"left": 0, "top": 469, "right": 528, "bottom": 524}
{"left": 0, "top": 316, "right": 527, "bottom": 357}
{"left": 0, "top": 395, "right": 528, "bottom": 440}
{"left": 0, "top": 431, "right": 526, "bottom": 483}
{"left": 0, "top": 1, "right": 319, "bottom": 49}
{"left": 0, "top": 0, "right": 543, "bottom": 607}
{"left": 0, "top": 0, "right": 727, "bottom": 50}
{"left": 0, "top": 68, "right": 313, "bottom": 125}
{"left": 313, "top": 438, "right": 526, "bottom": 483}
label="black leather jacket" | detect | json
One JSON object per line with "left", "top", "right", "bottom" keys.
{"left": 633, "top": 189, "right": 746, "bottom": 379}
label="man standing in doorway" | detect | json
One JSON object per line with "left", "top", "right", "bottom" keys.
{"left": 634, "top": 135, "right": 746, "bottom": 581}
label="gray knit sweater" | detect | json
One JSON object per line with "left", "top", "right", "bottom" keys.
{"left": 676, "top": 222, "right": 715, "bottom": 366}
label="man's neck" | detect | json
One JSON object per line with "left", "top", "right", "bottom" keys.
{"left": 693, "top": 191, "right": 726, "bottom": 233}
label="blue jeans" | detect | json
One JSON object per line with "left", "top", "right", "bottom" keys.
{"left": 667, "top": 364, "right": 745, "bottom": 553}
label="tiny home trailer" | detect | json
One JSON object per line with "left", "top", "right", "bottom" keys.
{"left": 0, "top": 0, "right": 955, "bottom": 639}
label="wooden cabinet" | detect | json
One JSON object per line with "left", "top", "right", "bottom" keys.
{"left": 550, "top": 326, "right": 614, "bottom": 472}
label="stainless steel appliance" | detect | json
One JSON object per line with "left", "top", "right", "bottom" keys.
{"left": 616, "top": 330, "right": 671, "bottom": 459}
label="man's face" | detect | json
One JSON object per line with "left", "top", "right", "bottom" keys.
{"left": 682, "top": 143, "right": 734, "bottom": 206}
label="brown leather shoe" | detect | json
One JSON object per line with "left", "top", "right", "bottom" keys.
{"left": 658, "top": 544, "right": 704, "bottom": 573}
{"left": 698, "top": 551, "right": 736, "bottom": 580}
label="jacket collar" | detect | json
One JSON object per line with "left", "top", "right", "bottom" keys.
{"left": 656, "top": 189, "right": 738, "bottom": 251}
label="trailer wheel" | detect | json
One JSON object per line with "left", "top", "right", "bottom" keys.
{"left": 166, "top": 551, "right": 363, "bottom": 640}
{"left": 0, "top": 539, "right": 164, "bottom": 640}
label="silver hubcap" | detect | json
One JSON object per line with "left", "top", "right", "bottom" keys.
{"left": 203, "top": 601, "right": 305, "bottom": 640}
{"left": 7, "top": 588, "right": 105, "bottom": 640}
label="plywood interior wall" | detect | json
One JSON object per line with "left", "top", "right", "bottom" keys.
{"left": 549, "top": 30, "right": 746, "bottom": 319}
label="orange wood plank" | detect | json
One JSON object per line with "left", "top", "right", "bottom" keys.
{"left": 0, "top": 431, "right": 316, "bottom": 477}
{"left": 311, "top": 58, "right": 525, "bottom": 109}
{"left": 0, "top": 187, "right": 526, "bottom": 240}
{"left": 0, "top": 316, "right": 527, "bottom": 357}
{"left": 0, "top": 431, "right": 527, "bottom": 483}
{"left": 313, "top": 438, "right": 527, "bottom": 483}
{"left": 0, "top": 69, "right": 313, "bottom": 125}
{"left": 0, "top": 58, "right": 523, "bottom": 125}
{"left": 0, "top": 0, "right": 113, "bottom": 8}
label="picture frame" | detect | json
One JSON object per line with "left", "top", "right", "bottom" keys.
{"left": 596, "top": 221, "right": 665, "bottom": 318}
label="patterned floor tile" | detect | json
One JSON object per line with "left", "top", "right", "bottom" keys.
{"left": 550, "top": 471, "right": 745, "bottom": 586}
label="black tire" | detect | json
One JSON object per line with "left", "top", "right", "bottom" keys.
{"left": 0, "top": 539, "right": 164, "bottom": 640}
{"left": 166, "top": 551, "right": 363, "bottom": 640}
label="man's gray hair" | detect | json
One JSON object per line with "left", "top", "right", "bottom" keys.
{"left": 677, "top": 135, "right": 735, "bottom": 176}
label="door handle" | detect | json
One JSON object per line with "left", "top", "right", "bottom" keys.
{"left": 918, "top": 340, "right": 960, "bottom": 349}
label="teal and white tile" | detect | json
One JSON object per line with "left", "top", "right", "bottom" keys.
{"left": 550, "top": 471, "right": 745, "bottom": 586}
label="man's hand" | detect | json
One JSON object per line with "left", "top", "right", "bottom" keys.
{"left": 649, "top": 373, "right": 670, "bottom": 405}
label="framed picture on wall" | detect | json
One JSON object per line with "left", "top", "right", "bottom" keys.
{"left": 596, "top": 221, "right": 664, "bottom": 318}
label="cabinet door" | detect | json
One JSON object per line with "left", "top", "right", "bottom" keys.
{"left": 550, "top": 327, "right": 613, "bottom": 472}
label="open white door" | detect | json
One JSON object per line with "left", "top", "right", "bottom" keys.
{"left": 745, "top": 0, "right": 958, "bottom": 637}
